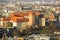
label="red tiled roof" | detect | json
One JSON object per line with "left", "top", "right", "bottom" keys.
{"left": 3, "top": 17, "right": 10, "bottom": 21}
{"left": 8, "top": 12, "right": 29, "bottom": 22}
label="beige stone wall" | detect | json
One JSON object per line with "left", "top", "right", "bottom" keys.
{"left": 41, "top": 17, "right": 46, "bottom": 26}
{"left": 0, "top": 18, "right": 4, "bottom": 26}
{"left": 28, "top": 13, "right": 34, "bottom": 27}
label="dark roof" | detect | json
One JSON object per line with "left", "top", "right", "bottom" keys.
{"left": 0, "top": 15, "right": 5, "bottom": 18}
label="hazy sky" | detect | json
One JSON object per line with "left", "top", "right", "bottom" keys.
{"left": 0, "top": 0, "right": 58, "bottom": 2}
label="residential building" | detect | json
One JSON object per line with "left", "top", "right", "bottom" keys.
{"left": 25, "top": 34, "right": 50, "bottom": 40}
{"left": 0, "top": 18, "right": 4, "bottom": 26}
{"left": 40, "top": 36, "right": 50, "bottom": 40}
{"left": 59, "top": 16, "right": 60, "bottom": 21}
{"left": 34, "top": 12, "right": 40, "bottom": 26}
{"left": 0, "top": 15, "right": 5, "bottom": 26}
{"left": 21, "top": 4, "right": 33, "bottom": 11}
{"left": 27, "top": 11, "right": 35, "bottom": 27}
{"left": 58, "top": 14, "right": 60, "bottom": 22}
{"left": 48, "top": 12, "right": 55, "bottom": 21}
{"left": 39, "top": 17, "right": 46, "bottom": 27}
{"left": 17, "top": 37, "right": 24, "bottom": 40}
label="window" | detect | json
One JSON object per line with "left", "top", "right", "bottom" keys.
{"left": 7, "top": 22, "right": 13, "bottom": 27}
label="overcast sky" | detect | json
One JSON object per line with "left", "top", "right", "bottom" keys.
{"left": 0, "top": 0, "right": 58, "bottom": 2}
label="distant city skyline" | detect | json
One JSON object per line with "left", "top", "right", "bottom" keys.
{"left": 0, "top": 0, "right": 60, "bottom": 2}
